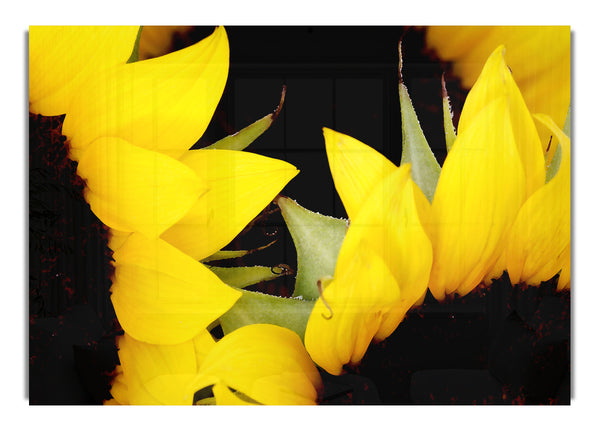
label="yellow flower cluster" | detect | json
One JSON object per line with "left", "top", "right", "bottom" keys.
{"left": 29, "top": 25, "right": 571, "bottom": 402}
{"left": 29, "top": 26, "right": 322, "bottom": 405}
{"left": 305, "top": 38, "right": 570, "bottom": 375}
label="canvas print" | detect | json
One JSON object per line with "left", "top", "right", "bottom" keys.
{"left": 29, "top": 25, "right": 571, "bottom": 405}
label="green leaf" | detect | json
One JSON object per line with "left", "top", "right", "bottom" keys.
{"left": 442, "top": 75, "right": 457, "bottom": 153}
{"left": 219, "top": 289, "right": 316, "bottom": 341}
{"left": 126, "top": 26, "right": 143, "bottom": 64}
{"left": 208, "top": 265, "right": 292, "bottom": 289}
{"left": 277, "top": 197, "right": 347, "bottom": 300}
{"left": 205, "top": 86, "right": 286, "bottom": 151}
{"left": 398, "top": 43, "right": 441, "bottom": 202}
{"left": 201, "top": 240, "right": 277, "bottom": 263}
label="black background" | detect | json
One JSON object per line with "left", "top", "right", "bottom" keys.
{"left": 28, "top": 26, "right": 570, "bottom": 405}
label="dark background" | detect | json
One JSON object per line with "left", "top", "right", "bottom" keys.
{"left": 28, "top": 26, "right": 570, "bottom": 405}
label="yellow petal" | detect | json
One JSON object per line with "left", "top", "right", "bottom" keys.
{"left": 305, "top": 164, "right": 432, "bottom": 374}
{"left": 107, "top": 370, "right": 129, "bottom": 405}
{"left": 115, "top": 331, "right": 218, "bottom": 405}
{"left": 505, "top": 114, "right": 570, "bottom": 286}
{"left": 77, "top": 137, "right": 206, "bottom": 238}
{"left": 108, "top": 229, "right": 132, "bottom": 252}
{"left": 425, "top": 26, "right": 492, "bottom": 65}
{"left": 557, "top": 245, "right": 571, "bottom": 291}
{"left": 29, "top": 25, "right": 139, "bottom": 116}
{"left": 426, "top": 26, "right": 570, "bottom": 134}
{"left": 190, "top": 324, "right": 322, "bottom": 405}
{"left": 192, "top": 329, "right": 218, "bottom": 370}
{"left": 62, "top": 26, "right": 229, "bottom": 161}
{"left": 138, "top": 26, "right": 193, "bottom": 60}
{"left": 305, "top": 244, "right": 401, "bottom": 375}
{"left": 110, "top": 330, "right": 216, "bottom": 405}
{"left": 143, "top": 375, "right": 198, "bottom": 405}
{"left": 110, "top": 233, "right": 241, "bottom": 345}
{"left": 323, "top": 127, "right": 397, "bottom": 220}
{"left": 212, "top": 383, "right": 259, "bottom": 405}
{"left": 161, "top": 149, "right": 298, "bottom": 261}
{"left": 429, "top": 97, "right": 526, "bottom": 300}
{"left": 457, "top": 45, "right": 545, "bottom": 198}
{"left": 335, "top": 164, "right": 432, "bottom": 338}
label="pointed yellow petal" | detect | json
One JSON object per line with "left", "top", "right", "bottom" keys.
{"left": 77, "top": 137, "right": 206, "bottom": 238}
{"left": 29, "top": 26, "right": 139, "bottom": 115}
{"left": 117, "top": 332, "right": 196, "bottom": 382}
{"left": 191, "top": 324, "right": 322, "bottom": 405}
{"left": 142, "top": 374, "right": 197, "bottom": 405}
{"left": 426, "top": 26, "right": 571, "bottom": 134}
{"left": 429, "top": 98, "right": 526, "bottom": 300}
{"left": 108, "top": 370, "right": 129, "bottom": 405}
{"left": 505, "top": 114, "right": 570, "bottom": 286}
{"left": 161, "top": 149, "right": 298, "bottom": 261}
{"left": 62, "top": 26, "right": 229, "bottom": 161}
{"left": 192, "top": 329, "right": 218, "bottom": 370}
{"left": 110, "top": 233, "right": 241, "bottom": 345}
{"left": 112, "top": 330, "right": 216, "bottom": 405}
{"left": 336, "top": 164, "right": 432, "bottom": 323}
{"left": 557, "top": 245, "right": 571, "bottom": 291}
{"left": 426, "top": 26, "right": 493, "bottom": 69}
{"left": 305, "top": 244, "right": 401, "bottom": 375}
{"left": 119, "top": 334, "right": 213, "bottom": 405}
{"left": 305, "top": 164, "right": 431, "bottom": 374}
{"left": 457, "top": 45, "right": 545, "bottom": 198}
{"left": 108, "top": 229, "right": 132, "bottom": 252}
{"left": 323, "top": 127, "right": 397, "bottom": 220}
{"left": 138, "top": 26, "right": 193, "bottom": 60}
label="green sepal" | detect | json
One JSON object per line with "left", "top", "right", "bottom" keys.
{"left": 208, "top": 265, "right": 292, "bottom": 289}
{"left": 205, "top": 87, "right": 286, "bottom": 151}
{"left": 201, "top": 240, "right": 277, "bottom": 263}
{"left": 545, "top": 143, "right": 562, "bottom": 183}
{"left": 126, "top": 26, "right": 143, "bottom": 64}
{"left": 563, "top": 106, "right": 571, "bottom": 138}
{"left": 545, "top": 106, "right": 570, "bottom": 183}
{"left": 277, "top": 196, "right": 347, "bottom": 300}
{"left": 219, "top": 289, "right": 316, "bottom": 341}
{"left": 398, "top": 44, "right": 441, "bottom": 202}
{"left": 441, "top": 75, "right": 457, "bottom": 152}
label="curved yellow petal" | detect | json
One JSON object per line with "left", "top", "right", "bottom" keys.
{"left": 107, "top": 369, "right": 129, "bottom": 405}
{"left": 505, "top": 114, "right": 570, "bottom": 286}
{"left": 190, "top": 324, "right": 322, "bottom": 405}
{"left": 426, "top": 26, "right": 491, "bottom": 62}
{"left": 141, "top": 374, "right": 198, "bottom": 405}
{"left": 429, "top": 98, "right": 526, "bottom": 300}
{"left": 335, "top": 164, "right": 432, "bottom": 337}
{"left": 323, "top": 127, "right": 397, "bottom": 220}
{"left": 305, "top": 244, "right": 401, "bottom": 375}
{"left": 138, "top": 26, "right": 193, "bottom": 60}
{"left": 456, "top": 45, "right": 545, "bottom": 198}
{"left": 426, "top": 26, "right": 570, "bottom": 133}
{"left": 212, "top": 383, "right": 259, "bottom": 405}
{"left": 305, "top": 163, "right": 432, "bottom": 375}
{"left": 110, "top": 233, "right": 241, "bottom": 345}
{"left": 108, "top": 229, "right": 132, "bottom": 252}
{"left": 29, "top": 25, "right": 139, "bottom": 116}
{"left": 161, "top": 149, "right": 298, "bottom": 261}
{"left": 557, "top": 245, "right": 571, "bottom": 291}
{"left": 62, "top": 26, "right": 229, "bottom": 161}
{"left": 77, "top": 137, "right": 206, "bottom": 238}
{"left": 112, "top": 330, "right": 216, "bottom": 405}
